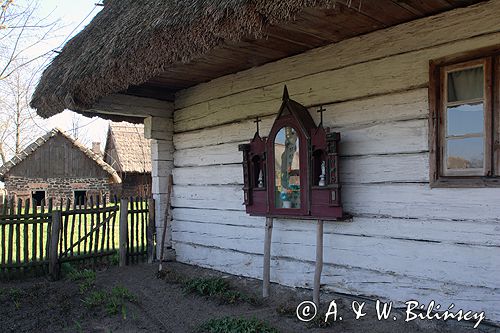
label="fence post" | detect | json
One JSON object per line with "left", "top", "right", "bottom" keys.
{"left": 147, "top": 198, "right": 155, "bottom": 264}
{"left": 119, "top": 198, "right": 129, "bottom": 267}
{"left": 49, "top": 210, "right": 62, "bottom": 279}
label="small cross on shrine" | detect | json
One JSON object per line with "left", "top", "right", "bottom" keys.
{"left": 317, "top": 105, "right": 326, "bottom": 126}
{"left": 254, "top": 116, "right": 262, "bottom": 135}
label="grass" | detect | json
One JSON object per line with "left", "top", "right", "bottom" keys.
{"left": 182, "top": 277, "right": 258, "bottom": 305}
{"left": 198, "top": 317, "right": 279, "bottom": 333}
{"left": 82, "top": 285, "right": 137, "bottom": 318}
{"left": 66, "top": 267, "right": 97, "bottom": 294}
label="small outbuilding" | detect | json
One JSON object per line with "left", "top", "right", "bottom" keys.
{"left": 0, "top": 128, "right": 121, "bottom": 204}
{"left": 104, "top": 122, "right": 152, "bottom": 198}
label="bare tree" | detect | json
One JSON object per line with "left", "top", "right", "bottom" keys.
{"left": 0, "top": 0, "right": 61, "bottom": 81}
{"left": 0, "top": 64, "right": 45, "bottom": 160}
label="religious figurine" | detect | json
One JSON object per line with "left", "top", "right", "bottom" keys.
{"left": 318, "top": 161, "right": 326, "bottom": 186}
{"left": 257, "top": 169, "right": 264, "bottom": 188}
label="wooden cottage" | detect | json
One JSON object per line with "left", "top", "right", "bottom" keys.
{"left": 30, "top": 0, "right": 500, "bottom": 323}
{"left": 104, "top": 122, "right": 152, "bottom": 198}
{"left": 0, "top": 128, "right": 121, "bottom": 204}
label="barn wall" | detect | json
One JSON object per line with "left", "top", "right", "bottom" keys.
{"left": 9, "top": 135, "right": 111, "bottom": 179}
{"left": 4, "top": 176, "right": 111, "bottom": 204}
{"left": 171, "top": 1, "right": 500, "bottom": 322}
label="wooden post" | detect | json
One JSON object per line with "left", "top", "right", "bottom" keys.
{"left": 49, "top": 210, "right": 62, "bottom": 280}
{"left": 158, "top": 175, "right": 174, "bottom": 272}
{"left": 147, "top": 198, "right": 155, "bottom": 264}
{"left": 119, "top": 198, "right": 129, "bottom": 267}
{"left": 263, "top": 217, "right": 273, "bottom": 298}
{"left": 313, "top": 219, "right": 324, "bottom": 307}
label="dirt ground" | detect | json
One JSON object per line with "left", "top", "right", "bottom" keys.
{"left": 0, "top": 262, "right": 498, "bottom": 333}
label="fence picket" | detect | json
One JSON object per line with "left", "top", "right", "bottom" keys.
{"left": 1, "top": 197, "right": 7, "bottom": 266}
{"left": 0, "top": 194, "right": 152, "bottom": 278}
{"left": 16, "top": 199, "right": 22, "bottom": 265}
{"left": 88, "top": 196, "right": 95, "bottom": 256}
{"left": 94, "top": 196, "right": 101, "bottom": 266}
{"left": 23, "top": 199, "right": 30, "bottom": 266}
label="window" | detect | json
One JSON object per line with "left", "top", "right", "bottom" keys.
{"left": 32, "top": 191, "right": 46, "bottom": 206}
{"left": 430, "top": 49, "right": 500, "bottom": 187}
{"left": 74, "top": 190, "right": 87, "bottom": 204}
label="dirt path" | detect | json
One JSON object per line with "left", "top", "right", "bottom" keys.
{"left": 0, "top": 263, "right": 497, "bottom": 333}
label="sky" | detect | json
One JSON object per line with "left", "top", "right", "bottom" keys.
{"left": 33, "top": 0, "right": 108, "bottom": 148}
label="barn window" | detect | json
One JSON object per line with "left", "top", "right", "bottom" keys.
{"left": 74, "top": 190, "right": 87, "bottom": 205}
{"left": 430, "top": 51, "right": 500, "bottom": 187}
{"left": 32, "top": 191, "right": 46, "bottom": 206}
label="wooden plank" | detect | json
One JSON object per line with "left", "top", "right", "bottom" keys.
{"left": 1, "top": 197, "right": 7, "bottom": 266}
{"left": 100, "top": 196, "right": 107, "bottom": 257}
{"left": 173, "top": 241, "right": 500, "bottom": 322}
{"left": 147, "top": 198, "right": 155, "bottom": 263}
{"left": 172, "top": 182, "right": 500, "bottom": 222}
{"left": 15, "top": 199, "right": 21, "bottom": 264}
{"left": 49, "top": 210, "right": 62, "bottom": 279}
{"left": 175, "top": 0, "right": 500, "bottom": 109}
{"left": 262, "top": 217, "right": 273, "bottom": 298}
{"left": 130, "top": 197, "right": 135, "bottom": 263}
{"left": 174, "top": 32, "right": 500, "bottom": 132}
{"left": 119, "top": 198, "right": 129, "bottom": 267}
{"left": 39, "top": 199, "right": 45, "bottom": 261}
{"left": 171, "top": 219, "right": 500, "bottom": 287}
{"left": 173, "top": 153, "right": 429, "bottom": 185}
{"left": 94, "top": 196, "right": 101, "bottom": 266}
{"left": 313, "top": 219, "right": 324, "bottom": 307}
{"left": 23, "top": 199, "right": 29, "bottom": 265}
{"left": 31, "top": 199, "right": 37, "bottom": 262}
{"left": 63, "top": 199, "right": 70, "bottom": 255}
{"left": 174, "top": 88, "right": 429, "bottom": 151}
{"left": 88, "top": 196, "right": 95, "bottom": 258}
{"left": 172, "top": 209, "right": 500, "bottom": 247}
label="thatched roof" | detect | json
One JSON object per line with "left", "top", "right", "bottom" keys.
{"left": 0, "top": 128, "right": 121, "bottom": 183}
{"left": 105, "top": 122, "right": 151, "bottom": 174}
{"left": 31, "top": 0, "right": 340, "bottom": 118}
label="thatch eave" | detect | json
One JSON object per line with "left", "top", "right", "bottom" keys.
{"left": 30, "top": 0, "right": 340, "bottom": 118}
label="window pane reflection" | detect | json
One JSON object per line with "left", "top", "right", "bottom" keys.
{"left": 446, "top": 103, "right": 484, "bottom": 137}
{"left": 274, "top": 127, "right": 300, "bottom": 209}
{"left": 446, "top": 137, "right": 484, "bottom": 169}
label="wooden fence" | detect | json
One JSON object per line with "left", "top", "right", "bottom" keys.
{"left": 0, "top": 196, "right": 155, "bottom": 279}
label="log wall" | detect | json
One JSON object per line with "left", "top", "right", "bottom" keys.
{"left": 170, "top": 1, "right": 500, "bottom": 322}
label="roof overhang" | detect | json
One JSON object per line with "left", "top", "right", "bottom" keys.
{"left": 30, "top": 0, "right": 485, "bottom": 121}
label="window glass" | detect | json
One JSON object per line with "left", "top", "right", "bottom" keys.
{"left": 446, "top": 137, "right": 484, "bottom": 169}
{"left": 446, "top": 103, "right": 484, "bottom": 136}
{"left": 274, "top": 127, "right": 300, "bottom": 209}
{"left": 447, "top": 67, "right": 483, "bottom": 102}
{"left": 444, "top": 65, "right": 485, "bottom": 172}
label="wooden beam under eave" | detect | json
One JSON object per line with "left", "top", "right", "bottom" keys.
{"left": 89, "top": 93, "right": 174, "bottom": 120}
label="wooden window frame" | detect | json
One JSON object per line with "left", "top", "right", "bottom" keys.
{"left": 429, "top": 46, "right": 500, "bottom": 187}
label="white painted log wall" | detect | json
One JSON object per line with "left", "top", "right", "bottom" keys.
{"left": 169, "top": 1, "right": 500, "bottom": 323}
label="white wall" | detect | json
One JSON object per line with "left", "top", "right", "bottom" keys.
{"left": 170, "top": 1, "right": 500, "bottom": 322}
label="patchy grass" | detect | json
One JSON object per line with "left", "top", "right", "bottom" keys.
{"left": 198, "top": 317, "right": 279, "bottom": 333}
{"left": 182, "top": 277, "right": 257, "bottom": 305}
{"left": 82, "top": 285, "right": 137, "bottom": 319}
{"left": 7, "top": 288, "right": 24, "bottom": 310}
{"left": 67, "top": 268, "right": 97, "bottom": 294}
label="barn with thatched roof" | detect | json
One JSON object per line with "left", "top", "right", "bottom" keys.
{"left": 0, "top": 128, "right": 121, "bottom": 204}
{"left": 30, "top": 0, "right": 500, "bottom": 323}
{"left": 104, "top": 122, "right": 152, "bottom": 198}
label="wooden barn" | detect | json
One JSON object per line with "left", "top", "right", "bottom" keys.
{"left": 30, "top": 0, "right": 500, "bottom": 323}
{"left": 0, "top": 128, "right": 121, "bottom": 204}
{"left": 104, "top": 122, "right": 152, "bottom": 198}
